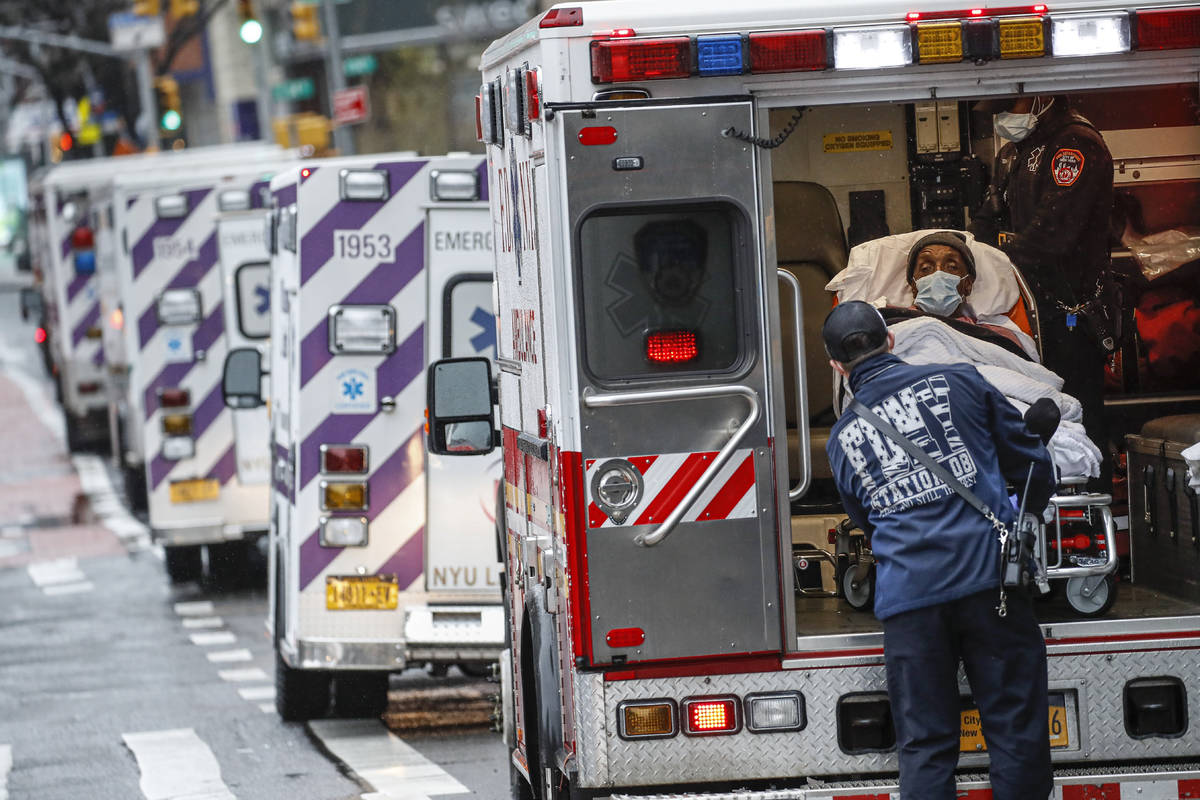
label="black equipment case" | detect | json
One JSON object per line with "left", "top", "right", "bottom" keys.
{"left": 1127, "top": 415, "right": 1200, "bottom": 598}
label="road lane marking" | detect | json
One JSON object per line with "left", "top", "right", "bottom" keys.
{"left": 217, "top": 668, "right": 269, "bottom": 683}
{"left": 258, "top": 703, "right": 275, "bottom": 714}
{"left": 71, "top": 455, "right": 151, "bottom": 551}
{"left": 27, "top": 558, "right": 85, "bottom": 586}
{"left": 122, "top": 729, "right": 235, "bottom": 800}
{"left": 189, "top": 631, "right": 237, "bottom": 646}
{"left": 173, "top": 600, "right": 215, "bottom": 616}
{"left": 238, "top": 686, "right": 275, "bottom": 701}
{"left": 206, "top": 649, "right": 252, "bottom": 663}
{"left": 308, "top": 719, "right": 469, "bottom": 799}
{"left": 1, "top": 743, "right": 11, "bottom": 800}
{"left": 42, "top": 581, "right": 95, "bottom": 596}
{"left": 182, "top": 617, "right": 224, "bottom": 629}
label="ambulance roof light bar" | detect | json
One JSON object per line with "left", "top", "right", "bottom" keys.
{"left": 539, "top": 6, "right": 582, "bottom": 28}
{"left": 1133, "top": 6, "right": 1200, "bottom": 50}
{"left": 906, "top": 4, "right": 1046, "bottom": 21}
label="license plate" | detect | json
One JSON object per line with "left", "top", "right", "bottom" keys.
{"left": 960, "top": 694, "right": 1069, "bottom": 751}
{"left": 168, "top": 478, "right": 220, "bottom": 504}
{"left": 326, "top": 575, "right": 399, "bottom": 610}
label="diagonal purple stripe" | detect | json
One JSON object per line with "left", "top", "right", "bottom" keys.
{"left": 130, "top": 187, "right": 213, "bottom": 278}
{"left": 299, "top": 161, "right": 424, "bottom": 285}
{"left": 189, "top": 383, "right": 226, "bottom": 441}
{"left": 250, "top": 180, "right": 270, "bottom": 209}
{"left": 91, "top": 345, "right": 105, "bottom": 367}
{"left": 299, "top": 223, "right": 425, "bottom": 386}
{"left": 141, "top": 302, "right": 225, "bottom": 420}
{"left": 167, "top": 233, "right": 218, "bottom": 289}
{"left": 127, "top": 196, "right": 138, "bottom": 210}
{"left": 71, "top": 303, "right": 100, "bottom": 347}
{"left": 209, "top": 444, "right": 238, "bottom": 486}
{"left": 476, "top": 160, "right": 489, "bottom": 202}
{"left": 376, "top": 529, "right": 424, "bottom": 591}
{"left": 297, "top": 326, "right": 424, "bottom": 489}
{"left": 149, "top": 454, "right": 171, "bottom": 491}
{"left": 298, "top": 529, "right": 340, "bottom": 590}
{"left": 66, "top": 273, "right": 91, "bottom": 302}
{"left": 60, "top": 234, "right": 72, "bottom": 261}
{"left": 365, "top": 429, "right": 425, "bottom": 524}
{"left": 273, "top": 183, "right": 296, "bottom": 208}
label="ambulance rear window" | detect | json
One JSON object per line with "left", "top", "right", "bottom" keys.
{"left": 234, "top": 262, "right": 271, "bottom": 339}
{"left": 577, "top": 203, "right": 746, "bottom": 381}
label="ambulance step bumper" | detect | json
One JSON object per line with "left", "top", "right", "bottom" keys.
{"left": 293, "top": 638, "right": 407, "bottom": 671}
{"left": 154, "top": 523, "right": 267, "bottom": 547}
{"left": 403, "top": 604, "right": 504, "bottom": 663}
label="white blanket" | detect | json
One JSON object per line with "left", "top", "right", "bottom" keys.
{"left": 862, "top": 317, "right": 1102, "bottom": 478}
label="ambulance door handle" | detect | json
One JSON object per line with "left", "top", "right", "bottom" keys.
{"left": 584, "top": 385, "right": 760, "bottom": 548}
{"left": 778, "top": 269, "right": 810, "bottom": 501}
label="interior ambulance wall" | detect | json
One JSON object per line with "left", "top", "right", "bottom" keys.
{"left": 769, "top": 104, "right": 912, "bottom": 242}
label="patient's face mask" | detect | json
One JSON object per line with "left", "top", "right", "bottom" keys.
{"left": 913, "top": 270, "right": 965, "bottom": 317}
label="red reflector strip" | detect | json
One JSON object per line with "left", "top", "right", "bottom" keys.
{"left": 646, "top": 330, "right": 698, "bottom": 363}
{"left": 322, "top": 445, "right": 368, "bottom": 474}
{"left": 591, "top": 37, "right": 691, "bottom": 83}
{"left": 77, "top": 382, "right": 101, "bottom": 395}
{"left": 684, "top": 698, "right": 739, "bottom": 734}
{"left": 906, "top": 3, "right": 1047, "bottom": 20}
{"left": 749, "top": 30, "right": 829, "bottom": 72}
{"left": 525, "top": 69, "right": 540, "bottom": 121}
{"left": 1059, "top": 509, "right": 1086, "bottom": 518}
{"left": 578, "top": 125, "right": 618, "bottom": 146}
{"left": 160, "top": 388, "right": 191, "bottom": 408}
{"left": 1135, "top": 7, "right": 1200, "bottom": 50}
{"left": 539, "top": 6, "right": 583, "bottom": 28}
{"left": 474, "top": 94, "right": 484, "bottom": 141}
{"left": 606, "top": 627, "right": 645, "bottom": 647}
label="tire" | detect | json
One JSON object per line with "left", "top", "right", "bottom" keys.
{"left": 206, "top": 541, "right": 250, "bottom": 591}
{"left": 458, "top": 662, "right": 492, "bottom": 679}
{"left": 64, "top": 412, "right": 89, "bottom": 453}
{"left": 1065, "top": 573, "right": 1118, "bottom": 617}
{"left": 510, "top": 760, "right": 535, "bottom": 800}
{"left": 333, "top": 671, "right": 390, "bottom": 718}
{"left": 275, "top": 648, "right": 331, "bottom": 721}
{"left": 164, "top": 545, "right": 202, "bottom": 584}
{"left": 122, "top": 463, "right": 148, "bottom": 513}
{"left": 842, "top": 562, "right": 875, "bottom": 611}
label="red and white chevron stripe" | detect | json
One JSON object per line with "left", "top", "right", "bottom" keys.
{"left": 585, "top": 449, "right": 757, "bottom": 529}
{"left": 821, "top": 778, "right": 1200, "bottom": 799}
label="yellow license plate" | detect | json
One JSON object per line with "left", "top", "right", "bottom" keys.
{"left": 961, "top": 695, "right": 1069, "bottom": 751}
{"left": 168, "top": 478, "right": 220, "bottom": 504}
{"left": 325, "top": 575, "right": 399, "bottom": 610}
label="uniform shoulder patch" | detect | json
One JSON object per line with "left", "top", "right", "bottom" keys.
{"left": 1051, "top": 148, "right": 1085, "bottom": 187}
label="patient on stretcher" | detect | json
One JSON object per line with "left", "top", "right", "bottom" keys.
{"left": 826, "top": 229, "right": 1102, "bottom": 479}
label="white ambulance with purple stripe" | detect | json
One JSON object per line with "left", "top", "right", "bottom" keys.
{"left": 112, "top": 160, "right": 294, "bottom": 584}
{"left": 229, "top": 153, "right": 503, "bottom": 720}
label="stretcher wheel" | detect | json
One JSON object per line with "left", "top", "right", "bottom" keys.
{"left": 842, "top": 563, "right": 875, "bottom": 611}
{"left": 1065, "top": 574, "right": 1118, "bottom": 617}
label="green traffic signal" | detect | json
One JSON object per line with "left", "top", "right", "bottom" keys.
{"left": 161, "top": 109, "right": 182, "bottom": 132}
{"left": 239, "top": 18, "right": 263, "bottom": 44}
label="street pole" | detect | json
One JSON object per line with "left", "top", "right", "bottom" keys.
{"left": 252, "top": 15, "right": 274, "bottom": 143}
{"left": 320, "top": 0, "right": 354, "bottom": 156}
{"left": 134, "top": 48, "right": 158, "bottom": 151}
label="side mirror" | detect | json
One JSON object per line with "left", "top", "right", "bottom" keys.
{"left": 222, "top": 348, "right": 266, "bottom": 408}
{"left": 19, "top": 288, "right": 43, "bottom": 322}
{"left": 426, "top": 357, "right": 495, "bottom": 456}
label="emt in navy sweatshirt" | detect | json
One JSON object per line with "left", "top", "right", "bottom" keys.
{"left": 823, "top": 301, "right": 1055, "bottom": 800}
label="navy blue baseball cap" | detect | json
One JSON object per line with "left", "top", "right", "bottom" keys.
{"left": 822, "top": 301, "right": 889, "bottom": 364}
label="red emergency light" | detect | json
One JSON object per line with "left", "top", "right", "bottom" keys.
{"left": 683, "top": 697, "right": 740, "bottom": 735}
{"left": 646, "top": 330, "right": 698, "bottom": 364}
{"left": 905, "top": 4, "right": 1046, "bottom": 20}
{"left": 525, "top": 68, "right": 541, "bottom": 121}
{"left": 591, "top": 37, "right": 691, "bottom": 83}
{"left": 71, "top": 226, "right": 94, "bottom": 250}
{"left": 749, "top": 30, "right": 830, "bottom": 72}
{"left": 160, "top": 388, "right": 190, "bottom": 408}
{"left": 34, "top": 327, "right": 46, "bottom": 344}
{"left": 322, "top": 445, "right": 368, "bottom": 474}
{"left": 1134, "top": 7, "right": 1200, "bottom": 51}
{"left": 539, "top": 6, "right": 583, "bottom": 28}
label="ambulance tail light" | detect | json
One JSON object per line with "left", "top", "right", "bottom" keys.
{"left": 591, "top": 37, "right": 691, "bottom": 83}
{"left": 682, "top": 696, "right": 741, "bottom": 736}
{"left": 70, "top": 226, "right": 94, "bottom": 250}
{"left": 162, "top": 413, "right": 193, "bottom": 436}
{"left": 646, "top": 330, "right": 698, "bottom": 364}
{"left": 1048, "top": 12, "right": 1131, "bottom": 56}
{"left": 321, "top": 481, "right": 368, "bottom": 511}
{"left": 321, "top": 444, "right": 368, "bottom": 474}
{"left": 617, "top": 700, "right": 677, "bottom": 740}
{"left": 1134, "top": 7, "right": 1200, "bottom": 51}
{"left": 161, "top": 436, "right": 194, "bottom": 461}
{"left": 76, "top": 381, "right": 101, "bottom": 395}
{"left": 539, "top": 6, "right": 582, "bottom": 28}
{"left": 159, "top": 388, "right": 190, "bottom": 408}
{"left": 745, "top": 692, "right": 807, "bottom": 733}
{"left": 832, "top": 25, "right": 913, "bottom": 69}
{"left": 748, "top": 30, "right": 830, "bottom": 72}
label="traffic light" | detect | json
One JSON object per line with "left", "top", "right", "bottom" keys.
{"left": 291, "top": 2, "right": 321, "bottom": 41}
{"left": 238, "top": 0, "right": 263, "bottom": 44}
{"left": 155, "top": 76, "right": 183, "bottom": 133}
{"left": 132, "top": 0, "right": 161, "bottom": 16}
{"left": 168, "top": 0, "right": 199, "bottom": 18}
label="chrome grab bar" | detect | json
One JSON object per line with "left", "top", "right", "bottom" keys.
{"left": 583, "top": 385, "right": 760, "bottom": 547}
{"left": 778, "top": 269, "right": 811, "bottom": 501}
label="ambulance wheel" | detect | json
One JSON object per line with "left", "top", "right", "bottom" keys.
{"left": 842, "top": 563, "right": 875, "bottom": 611}
{"left": 1065, "top": 574, "right": 1118, "bottom": 617}
{"left": 64, "top": 413, "right": 88, "bottom": 453}
{"left": 334, "top": 671, "right": 390, "bottom": 718}
{"left": 510, "top": 762, "right": 535, "bottom": 800}
{"left": 206, "top": 541, "right": 250, "bottom": 590}
{"left": 121, "top": 463, "right": 148, "bottom": 513}
{"left": 458, "top": 662, "right": 491, "bottom": 679}
{"left": 164, "top": 545, "right": 202, "bottom": 584}
{"left": 275, "top": 649, "right": 331, "bottom": 721}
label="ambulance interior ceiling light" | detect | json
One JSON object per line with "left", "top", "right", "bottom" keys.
{"left": 1049, "top": 12, "right": 1130, "bottom": 56}
{"left": 328, "top": 304, "right": 396, "bottom": 354}
{"left": 155, "top": 194, "right": 188, "bottom": 220}
{"left": 430, "top": 170, "right": 480, "bottom": 202}
{"left": 217, "top": 189, "right": 251, "bottom": 212}
{"left": 161, "top": 436, "right": 194, "bottom": 461}
{"left": 319, "top": 516, "right": 368, "bottom": 547}
{"left": 340, "top": 169, "right": 389, "bottom": 202}
{"left": 156, "top": 288, "right": 202, "bottom": 325}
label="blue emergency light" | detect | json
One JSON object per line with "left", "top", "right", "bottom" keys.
{"left": 696, "top": 35, "right": 745, "bottom": 76}
{"left": 73, "top": 250, "right": 96, "bottom": 275}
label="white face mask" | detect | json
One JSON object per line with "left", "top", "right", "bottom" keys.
{"left": 913, "top": 270, "right": 965, "bottom": 317}
{"left": 994, "top": 111, "right": 1037, "bottom": 143}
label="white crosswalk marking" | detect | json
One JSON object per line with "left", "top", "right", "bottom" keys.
{"left": 206, "top": 649, "right": 252, "bottom": 663}
{"left": 174, "top": 601, "right": 215, "bottom": 616}
{"left": 182, "top": 617, "right": 224, "bottom": 629}
{"left": 238, "top": 686, "right": 275, "bottom": 701}
{"left": 121, "top": 729, "right": 235, "bottom": 800}
{"left": 0, "top": 743, "right": 11, "bottom": 800}
{"left": 217, "top": 667, "right": 269, "bottom": 683}
{"left": 308, "top": 719, "right": 469, "bottom": 800}
{"left": 43, "top": 581, "right": 96, "bottom": 596}
{"left": 27, "top": 559, "right": 92, "bottom": 595}
{"left": 189, "top": 631, "right": 237, "bottom": 646}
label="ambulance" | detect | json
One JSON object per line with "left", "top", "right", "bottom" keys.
{"left": 425, "top": 3, "right": 1200, "bottom": 796}
{"left": 222, "top": 153, "right": 504, "bottom": 720}
{"left": 111, "top": 156, "right": 294, "bottom": 584}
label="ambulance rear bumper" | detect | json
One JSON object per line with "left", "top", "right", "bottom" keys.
{"left": 403, "top": 604, "right": 505, "bottom": 664}
{"left": 289, "top": 638, "right": 408, "bottom": 671}
{"left": 155, "top": 523, "right": 267, "bottom": 547}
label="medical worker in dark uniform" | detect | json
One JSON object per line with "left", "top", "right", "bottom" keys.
{"left": 823, "top": 301, "right": 1056, "bottom": 800}
{"left": 969, "top": 95, "right": 1114, "bottom": 477}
